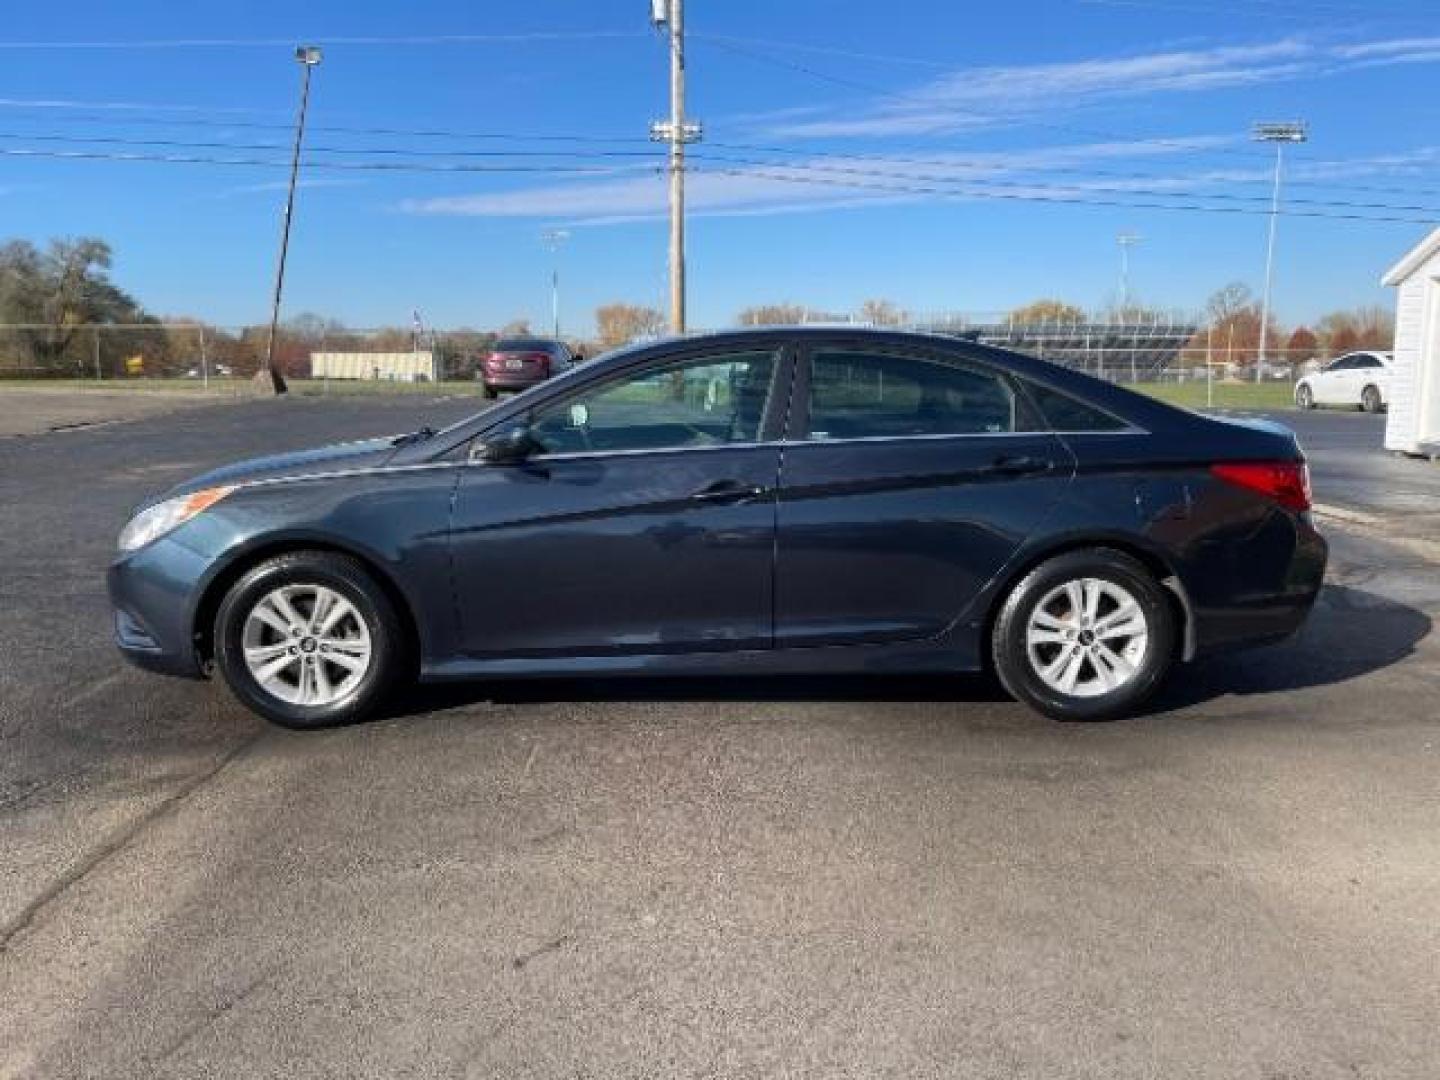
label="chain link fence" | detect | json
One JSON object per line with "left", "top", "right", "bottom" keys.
{"left": 0, "top": 320, "right": 1358, "bottom": 411}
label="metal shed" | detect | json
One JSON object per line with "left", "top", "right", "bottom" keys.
{"left": 1382, "top": 226, "right": 1440, "bottom": 456}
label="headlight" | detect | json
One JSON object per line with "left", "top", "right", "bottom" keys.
{"left": 117, "top": 486, "right": 234, "bottom": 553}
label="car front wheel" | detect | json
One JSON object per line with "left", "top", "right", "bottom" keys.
{"left": 991, "top": 549, "right": 1177, "bottom": 721}
{"left": 213, "top": 551, "right": 405, "bottom": 728}
{"left": 1296, "top": 384, "right": 1314, "bottom": 410}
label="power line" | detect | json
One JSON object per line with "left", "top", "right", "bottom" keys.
{"left": 6, "top": 131, "right": 1434, "bottom": 213}
{"left": 692, "top": 164, "right": 1440, "bottom": 225}
{"left": 0, "top": 147, "right": 656, "bottom": 175}
{"left": 0, "top": 31, "right": 648, "bottom": 50}
{"left": 0, "top": 130, "right": 663, "bottom": 161}
{"left": 5, "top": 143, "right": 1435, "bottom": 223}
{"left": 687, "top": 152, "right": 1440, "bottom": 215}
{"left": 13, "top": 100, "right": 1440, "bottom": 200}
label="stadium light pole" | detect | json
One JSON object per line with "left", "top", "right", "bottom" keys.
{"left": 259, "top": 45, "right": 322, "bottom": 395}
{"left": 1252, "top": 120, "right": 1307, "bottom": 383}
{"left": 542, "top": 229, "right": 570, "bottom": 340}
{"left": 1116, "top": 232, "right": 1142, "bottom": 313}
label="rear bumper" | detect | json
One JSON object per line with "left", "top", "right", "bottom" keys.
{"left": 483, "top": 371, "right": 548, "bottom": 390}
{"left": 1189, "top": 510, "right": 1328, "bottom": 657}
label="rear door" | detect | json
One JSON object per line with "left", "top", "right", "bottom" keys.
{"left": 774, "top": 341, "right": 1074, "bottom": 647}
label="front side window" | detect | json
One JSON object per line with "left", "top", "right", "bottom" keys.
{"left": 806, "top": 350, "right": 1019, "bottom": 440}
{"left": 529, "top": 350, "right": 777, "bottom": 455}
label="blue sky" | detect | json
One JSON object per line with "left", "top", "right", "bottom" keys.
{"left": 3, "top": 0, "right": 1438, "bottom": 333}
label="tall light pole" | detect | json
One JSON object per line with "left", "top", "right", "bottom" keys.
{"left": 1252, "top": 120, "right": 1307, "bottom": 382}
{"left": 542, "top": 229, "right": 570, "bottom": 340}
{"left": 1116, "top": 232, "right": 1142, "bottom": 314}
{"left": 650, "top": 0, "right": 701, "bottom": 334}
{"left": 259, "top": 45, "right": 322, "bottom": 395}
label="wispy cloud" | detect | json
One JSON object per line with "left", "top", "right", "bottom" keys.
{"left": 759, "top": 35, "right": 1440, "bottom": 139}
{"left": 763, "top": 41, "right": 1305, "bottom": 138}
{"left": 399, "top": 137, "right": 1440, "bottom": 227}
{"left": 402, "top": 137, "right": 1231, "bottom": 224}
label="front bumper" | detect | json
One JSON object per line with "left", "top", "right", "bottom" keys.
{"left": 107, "top": 535, "right": 212, "bottom": 679}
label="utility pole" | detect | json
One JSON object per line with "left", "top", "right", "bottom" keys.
{"left": 259, "top": 45, "right": 322, "bottom": 395}
{"left": 542, "top": 229, "right": 570, "bottom": 339}
{"left": 1253, "top": 120, "right": 1307, "bottom": 383}
{"left": 650, "top": 0, "right": 701, "bottom": 334}
{"left": 1116, "top": 232, "right": 1141, "bottom": 313}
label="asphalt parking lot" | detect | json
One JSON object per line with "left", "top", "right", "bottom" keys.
{"left": 2, "top": 394, "right": 1438, "bottom": 1078}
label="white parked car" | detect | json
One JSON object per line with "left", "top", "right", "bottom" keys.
{"left": 1294, "top": 351, "right": 1392, "bottom": 412}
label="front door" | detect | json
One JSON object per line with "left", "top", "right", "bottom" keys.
{"left": 775, "top": 343, "right": 1074, "bottom": 646}
{"left": 450, "top": 346, "right": 788, "bottom": 658}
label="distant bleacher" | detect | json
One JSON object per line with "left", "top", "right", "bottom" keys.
{"left": 915, "top": 318, "right": 1200, "bottom": 381}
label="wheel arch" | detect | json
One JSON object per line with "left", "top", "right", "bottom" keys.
{"left": 977, "top": 534, "right": 1197, "bottom": 667}
{"left": 191, "top": 538, "right": 423, "bottom": 672}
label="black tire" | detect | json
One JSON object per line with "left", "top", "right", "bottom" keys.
{"left": 991, "top": 548, "right": 1177, "bottom": 722}
{"left": 213, "top": 551, "right": 406, "bottom": 728}
{"left": 1296, "top": 384, "right": 1314, "bottom": 410}
{"left": 483, "top": 385, "right": 499, "bottom": 400}
{"left": 1361, "top": 385, "right": 1383, "bottom": 413}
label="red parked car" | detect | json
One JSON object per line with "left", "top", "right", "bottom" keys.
{"left": 480, "top": 337, "right": 575, "bottom": 398}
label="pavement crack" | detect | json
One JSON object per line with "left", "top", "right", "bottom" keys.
{"left": 0, "top": 733, "right": 263, "bottom": 955}
{"left": 153, "top": 965, "right": 279, "bottom": 1065}
{"left": 511, "top": 933, "right": 572, "bottom": 970}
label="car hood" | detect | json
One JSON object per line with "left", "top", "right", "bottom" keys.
{"left": 159, "top": 435, "right": 401, "bottom": 502}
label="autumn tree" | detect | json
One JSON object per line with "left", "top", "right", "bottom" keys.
{"left": 595, "top": 303, "right": 665, "bottom": 347}
{"left": 737, "top": 303, "right": 808, "bottom": 326}
{"left": 1196, "top": 282, "right": 1278, "bottom": 368}
{"left": 1317, "top": 306, "right": 1394, "bottom": 355}
{"left": 1286, "top": 327, "right": 1319, "bottom": 361}
{"left": 1009, "top": 298, "right": 1085, "bottom": 325}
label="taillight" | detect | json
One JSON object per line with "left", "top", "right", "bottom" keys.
{"left": 1211, "top": 461, "right": 1312, "bottom": 512}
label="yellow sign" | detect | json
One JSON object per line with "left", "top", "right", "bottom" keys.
{"left": 125, "top": 356, "right": 145, "bottom": 375}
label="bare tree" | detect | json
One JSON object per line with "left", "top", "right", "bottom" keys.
{"left": 858, "top": 298, "right": 908, "bottom": 326}
{"left": 736, "top": 303, "right": 808, "bottom": 326}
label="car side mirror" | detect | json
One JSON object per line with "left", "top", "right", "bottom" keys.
{"left": 476, "top": 425, "right": 541, "bottom": 465}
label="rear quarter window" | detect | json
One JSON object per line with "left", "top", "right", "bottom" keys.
{"left": 1023, "top": 382, "right": 1130, "bottom": 432}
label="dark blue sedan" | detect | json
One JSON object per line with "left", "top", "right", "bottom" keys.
{"left": 109, "top": 328, "right": 1327, "bottom": 727}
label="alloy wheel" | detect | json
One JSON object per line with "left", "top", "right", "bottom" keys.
{"left": 241, "top": 584, "right": 372, "bottom": 706}
{"left": 1025, "top": 577, "right": 1150, "bottom": 699}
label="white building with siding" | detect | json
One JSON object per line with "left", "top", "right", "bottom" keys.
{"left": 1382, "top": 227, "right": 1440, "bottom": 456}
{"left": 310, "top": 351, "right": 438, "bottom": 382}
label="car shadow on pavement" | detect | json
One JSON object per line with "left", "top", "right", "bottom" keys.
{"left": 1143, "top": 581, "right": 1432, "bottom": 714}
{"left": 389, "top": 581, "right": 1432, "bottom": 722}
{"left": 389, "top": 672, "right": 1011, "bottom": 718}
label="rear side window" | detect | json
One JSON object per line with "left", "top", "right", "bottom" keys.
{"left": 1023, "top": 382, "right": 1129, "bottom": 432}
{"left": 806, "top": 351, "right": 1019, "bottom": 439}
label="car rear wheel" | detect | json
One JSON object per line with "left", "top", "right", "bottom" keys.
{"left": 213, "top": 551, "right": 405, "bottom": 728}
{"left": 483, "top": 385, "right": 499, "bottom": 400}
{"left": 991, "top": 549, "right": 1177, "bottom": 721}
{"left": 1361, "top": 385, "right": 1383, "bottom": 413}
{"left": 1296, "top": 384, "right": 1314, "bottom": 410}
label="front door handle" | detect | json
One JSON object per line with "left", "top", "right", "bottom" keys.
{"left": 988, "top": 454, "right": 1052, "bottom": 476}
{"left": 689, "top": 479, "right": 769, "bottom": 504}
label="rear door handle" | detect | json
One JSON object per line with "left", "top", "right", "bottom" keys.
{"left": 988, "top": 454, "right": 1052, "bottom": 476}
{"left": 689, "top": 479, "right": 769, "bottom": 504}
